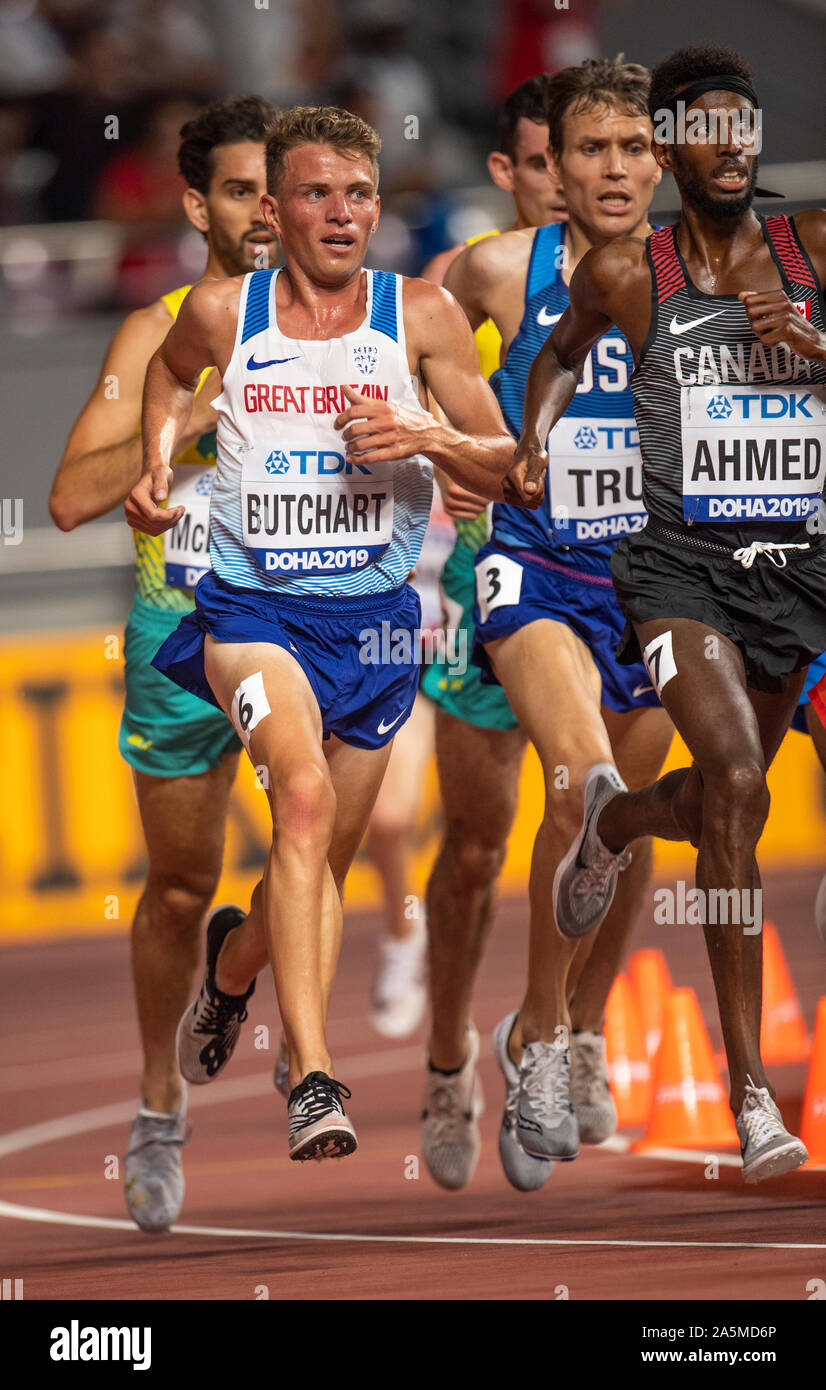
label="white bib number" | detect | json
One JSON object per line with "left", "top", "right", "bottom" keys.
{"left": 681, "top": 383, "right": 826, "bottom": 523}
{"left": 547, "top": 416, "right": 647, "bottom": 544}
{"left": 164, "top": 465, "right": 212, "bottom": 588}
{"left": 241, "top": 444, "right": 395, "bottom": 574}
{"left": 475, "top": 553, "right": 524, "bottom": 624}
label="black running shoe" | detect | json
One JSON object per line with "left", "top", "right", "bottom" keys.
{"left": 287, "top": 1071, "right": 357, "bottom": 1162}
{"left": 176, "top": 905, "right": 255, "bottom": 1084}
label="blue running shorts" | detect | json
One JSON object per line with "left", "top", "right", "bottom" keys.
{"left": 152, "top": 570, "right": 422, "bottom": 750}
{"left": 472, "top": 541, "right": 661, "bottom": 716}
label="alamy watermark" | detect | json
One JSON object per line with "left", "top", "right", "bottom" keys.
{"left": 358, "top": 621, "right": 467, "bottom": 675}
{"left": 652, "top": 105, "right": 762, "bottom": 154}
{"left": 654, "top": 881, "right": 762, "bottom": 934}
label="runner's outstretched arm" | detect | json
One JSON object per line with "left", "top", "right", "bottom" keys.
{"left": 509, "top": 247, "right": 617, "bottom": 504}
{"left": 125, "top": 280, "right": 236, "bottom": 536}
{"left": 335, "top": 281, "right": 516, "bottom": 501}
{"left": 50, "top": 305, "right": 217, "bottom": 531}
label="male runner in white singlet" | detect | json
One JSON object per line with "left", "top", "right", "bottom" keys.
{"left": 51, "top": 95, "right": 276, "bottom": 1231}
{"left": 125, "top": 106, "right": 517, "bottom": 1163}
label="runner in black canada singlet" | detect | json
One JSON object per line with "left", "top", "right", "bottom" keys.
{"left": 510, "top": 44, "right": 826, "bottom": 1184}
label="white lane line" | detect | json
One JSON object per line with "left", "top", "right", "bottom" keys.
{"left": 0, "top": 1199, "right": 823, "bottom": 1250}
{"left": 0, "top": 1044, "right": 424, "bottom": 1160}
{"left": 600, "top": 1136, "right": 744, "bottom": 1168}
{"left": 0, "top": 1042, "right": 820, "bottom": 1252}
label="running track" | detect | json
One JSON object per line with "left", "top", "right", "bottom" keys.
{"left": 1, "top": 869, "right": 824, "bottom": 1302}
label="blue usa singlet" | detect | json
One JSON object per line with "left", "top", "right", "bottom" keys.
{"left": 490, "top": 221, "right": 646, "bottom": 578}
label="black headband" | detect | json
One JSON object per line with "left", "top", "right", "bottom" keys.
{"left": 659, "top": 73, "right": 783, "bottom": 197}
{"left": 662, "top": 74, "right": 760, "bottom": 118}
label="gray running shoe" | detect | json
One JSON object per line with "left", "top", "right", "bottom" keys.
{"left": 570, "top": 1030, "right": 617, "bottom": 1144}
{"left": 492, "top": 1013, "right": 554, "bottom": 1192}
{"left": 124, "top": 1095, "right": 190, "bottom": 1234}
{"left": 517, "top": 1039, "right": 579, "bottom": 1160}
{"left": 177, "top": 905, "right": 255, "bottom": 1085}
{"left": 422, "top": 1022, "right": 482, "bottom": 1190}
{"left": 274, "top": 1038, "right": 290, "bottom": 1100}
{"left": 553, "top": 766, "right": 632, "bottom": 940}
{"left": 736, "top": 1076, "right": 808, "bottom": 1183}
{"left": 288, "top": 1071, "right": 357, "bottom": 1162}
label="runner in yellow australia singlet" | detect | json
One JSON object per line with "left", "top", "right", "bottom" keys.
{"left": 122, "top": 283, "right": 243, "bottom": 774}
{"left": 134, "top": 285, "right": 217, "bottom": 610}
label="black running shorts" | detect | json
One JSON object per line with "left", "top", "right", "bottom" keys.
{"left": 610, "top": 521, "right": 826, "bottom": 694}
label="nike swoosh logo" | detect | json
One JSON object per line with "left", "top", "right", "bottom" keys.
{"left": 246, "top": 355, "right": 300, "bottom": 370}
{"left": 632, "top": 683, "right": 654, "bottom": 698}
{"left": 377, "top": 709, "right": 407, "bottom": 735}
{"left": 575, "top": 798, "right": 601, "bottom": 872}
{"left": 668, "top": 311, "right": 726, "bottom": 336}
{"left": 537, "top": 307, "right": 562, "bottom": 327}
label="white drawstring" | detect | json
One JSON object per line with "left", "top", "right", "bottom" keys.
{"left": 731, "top": 540, "right": 810, "bottom": 569}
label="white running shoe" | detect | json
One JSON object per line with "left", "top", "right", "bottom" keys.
{"left": 570, "top": 1030, "right": 617, "bottom": 1144}
{"left": 287, "top": 1071, "right": 357, "bottom": 1162}
{"left": 370, "top": 919, "right": 427, "bottom": 1039}
{"left": 553, "top": 765, "right": 632, "bottom": 940}
{"left": 517, "top": 1040, "right": 579, "bottom": 1161}
{"left": 492, "top": 1013, "right": 554, "bottom": 1192}
{"left": 422, "top": 1022, "right": 483, "bottom": 1190}
{"left": 736, "top": 1076, "right": 808, "bottom": 1183}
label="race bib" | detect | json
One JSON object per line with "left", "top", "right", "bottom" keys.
{"left": 547, "top": 416, "right": 647, "bottom": 544}
{"left": 475, "top": 552, "right": 523, "bottom": 624}
{"left": 164, "top": 465, "right": 213, "bottom": 588}
{"left": 681, "top": 383, "right": 826, "bottom": 523}
{"left": 241, "top": 444, "right": 395, "bottom": 575}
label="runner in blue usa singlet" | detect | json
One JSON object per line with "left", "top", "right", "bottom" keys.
{"left": 473, "top": 219, "right": 658, "bottom": 712}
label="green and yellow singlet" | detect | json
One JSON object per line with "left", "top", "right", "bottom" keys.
{"left": 133, "top": 284, "right": 216, "bottom": 611}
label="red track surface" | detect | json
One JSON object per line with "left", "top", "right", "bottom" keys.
{"left": 1, "top": 869, "right": 825, "bottom": 1301}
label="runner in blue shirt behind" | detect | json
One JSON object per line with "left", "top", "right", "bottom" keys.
{"left": 426, "top": 58, "right": 674, "bottom": 1191}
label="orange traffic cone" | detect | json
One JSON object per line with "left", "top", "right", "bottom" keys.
{"left": 799, "top": 996, "right": 826, "bottom": 1165}
{"left": 629, "top": 949, "right": 673, "bottom": 1060}
{"left": 633, "top": 988, "right": 738, "bottom": 1151}
{"left": 604, "top": 973, "right": 651, "bottom": 1126}
{"left": 760, "top": 922, "right": 809, "bottom": 1064}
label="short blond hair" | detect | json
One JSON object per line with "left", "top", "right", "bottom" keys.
{"left": 265, "top": 105, "right": 381, "bottom": 193}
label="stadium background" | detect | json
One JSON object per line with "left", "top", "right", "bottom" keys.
{"left": 1, "top": 0, "right": 825, "bottom": 945}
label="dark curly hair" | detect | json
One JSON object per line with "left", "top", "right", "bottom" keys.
{"left": 178, "top": 94, "right": 278, "bottom": 194}
{"left": 648, "top": 44, "right": 755, "bottom": 122}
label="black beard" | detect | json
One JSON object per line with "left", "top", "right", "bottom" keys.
{"left": 673, "top": 153, "right": 758, "bottom": 220}
{"left": 213, "top": 227, "right": 272, "bottom": 277}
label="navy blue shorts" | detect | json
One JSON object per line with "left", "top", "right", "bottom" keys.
{"left": 790, "top": 648, "right": 826, "bottom": 733}
{"left": 471, "top": 541, "right": 660, "bottom": 715}
{"left": 151, "top": 571, "right": 422, "bottom": 751}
